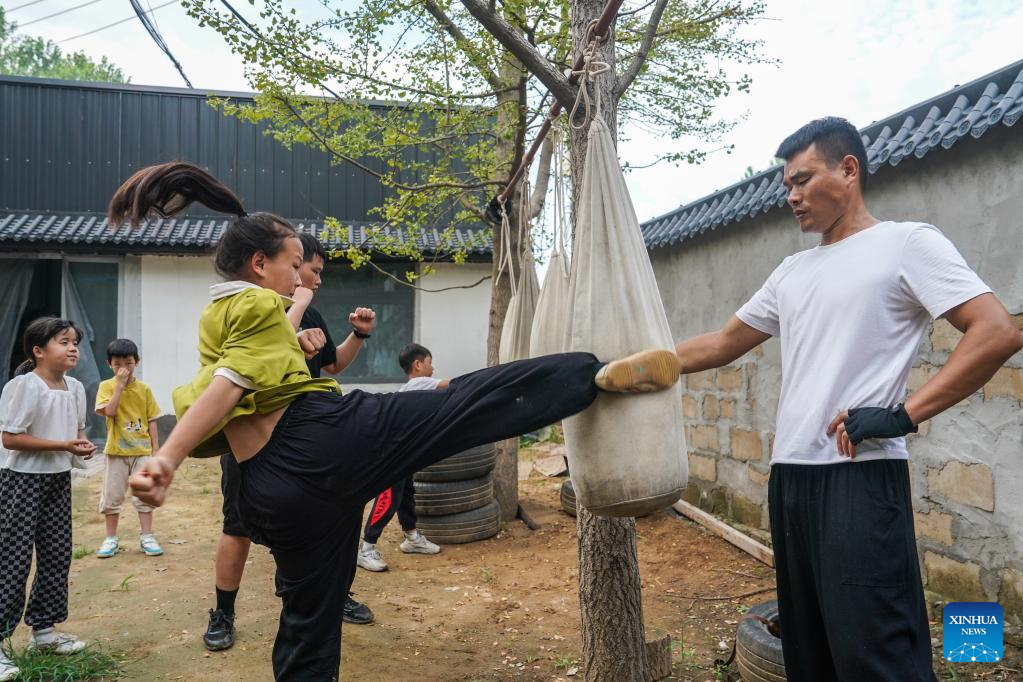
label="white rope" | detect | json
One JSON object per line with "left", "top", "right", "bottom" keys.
{"left": 569, "top": 22, "right": 611, "bottom": 130}
{"left": 551, "top": 126, "right": 570, "bottom": 278}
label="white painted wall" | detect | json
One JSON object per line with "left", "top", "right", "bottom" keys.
{"left": 137, "top": 256, "right": 492, "bottom": 411}
{"left": 138, "top": 255, "right": 218, "bottom": 415}
{"left": 416, "top": 262, "right": 492, "bottom": 379}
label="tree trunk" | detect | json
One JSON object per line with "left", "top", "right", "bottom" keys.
{"left": 488, "top": 44, "right": 528, "bottom": 521}
{"left": 567, "top": 2, "right": 649, "bottom": 680}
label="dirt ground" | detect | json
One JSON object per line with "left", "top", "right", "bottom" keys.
{"left": 9, "top": 448, "right": 1020, "bottom": 681}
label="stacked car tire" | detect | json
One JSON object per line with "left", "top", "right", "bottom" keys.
{"left": 413, "top": 443, "right": 501, "bottom": 544}
{"left": 735, "top": 600, "right": 786, "bottom": 682}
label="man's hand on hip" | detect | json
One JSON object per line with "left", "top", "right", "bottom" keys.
{"left": 827, "top": 404, "right": 918, "bottom": 458}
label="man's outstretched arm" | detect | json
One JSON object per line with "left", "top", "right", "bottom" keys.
{"left": 675, "top": 315, "right": 771, "bottom": 374}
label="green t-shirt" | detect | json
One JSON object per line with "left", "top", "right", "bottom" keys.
{"left": 95, "top": 378, "right": 160, "bottom": 456}
{"left": 173, "top": 285, "right": 339, "bottom": 458}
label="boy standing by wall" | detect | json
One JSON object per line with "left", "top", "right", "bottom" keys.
{"left": 94, "top": 339, "right": 162, "bottom": 558}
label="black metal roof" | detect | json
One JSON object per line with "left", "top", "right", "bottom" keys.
{"left": 642, "top": 59, "right": 1023, "bottom": 250}
{"left": 0, "top": 211, "right": 492, "bottom": 259}
{"left": 0, "top": 75, "right": 448, "bottom": 225}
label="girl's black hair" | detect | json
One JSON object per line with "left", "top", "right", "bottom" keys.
{"left": 108, "top": 161, "right": 297, "bottom": 279}
{"left": 15, "top": 317, "right": 83, "bottom": 376}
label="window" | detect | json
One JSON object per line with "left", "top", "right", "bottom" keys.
{"left": 312, "top": 262, "right": 415, "bottom": 382}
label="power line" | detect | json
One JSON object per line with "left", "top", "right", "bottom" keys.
{"left": 58, "top": 0, "right": 175, "bottom": 43}
{"left": 15, "top": 0, "right": 105, "bottom": 28}
{"left": 6, "top": 0, "right": 52, "bottom": 12}
{"left": 128, "top": 0, "right": 192, "bottom": 87}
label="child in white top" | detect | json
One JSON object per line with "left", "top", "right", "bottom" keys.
{"left": 0, "top": 317, "right": 96, "bottom": 680}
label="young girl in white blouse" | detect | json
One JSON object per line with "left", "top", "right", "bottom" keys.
{"left": 0, "top": 317, "right": 96, "bottom": 681}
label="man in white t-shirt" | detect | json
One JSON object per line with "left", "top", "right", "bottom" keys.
{"left": 357, "top": 343, "right": 449, "bottom": 572}
{"left": 673, "top": 117, "right": 1022, "bottom": 681}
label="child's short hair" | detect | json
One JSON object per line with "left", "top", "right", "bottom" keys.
{"left": 398, "top": 343, "right": 431, "bottom": 374}
{"left": 107, "top": 338, "right": 140, "bottom": 362}
{"left": 298, "top": 232, "right": 327, "bottom": 264}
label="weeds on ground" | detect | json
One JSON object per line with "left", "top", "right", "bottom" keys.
{"left": 112, "top": 574, "right": 134, "bottom": 592}
{"left": 6, "top": 643, "right": 122, "bottom": 681}
{"left": 71, "top": 546, "right": 94, "bottom": 560}
{"left": 479, "top": 565, "right": 494, "bottom": 583}
{"left": 553, "top": 655, "right": 578, "bottom": 671}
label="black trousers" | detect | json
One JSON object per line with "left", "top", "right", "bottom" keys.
{"left": 768, "top": 459, "right": 938, "bottom": 682}
{"left": 237, "top": 352, "right": 602, "bottom": 681}
{"left": 0, "top": 470, "right": 72, "bottom": 639}
{"left": 363, "top": 477, "right": 416, "bottom": 544}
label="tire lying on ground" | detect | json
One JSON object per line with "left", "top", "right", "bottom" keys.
{"left": 415, "top": 499, "right": 502, "bottom": 545}
{"left": 560, "top": 478, "right": 577, "bottom": 517}
{"left": 735, "top": 600, "right": 786, "bottom": 682}
{"left": 414, "top": 474, "right": 494, "bottom": 516}
{"left": 414, "top": 444, "right": 498, "bottom": 483}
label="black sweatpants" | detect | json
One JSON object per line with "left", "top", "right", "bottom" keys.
{"left": 0, "top": 470, "right": 73, "bottom": 639}
{"left": 364, "top": 477, "right": 416, "bottom": 544}
{"left": 237, "top": 352, "right": 602, "bottom": 681}
{"left": 768, "top": 459, "right": 938, "bottom": 682}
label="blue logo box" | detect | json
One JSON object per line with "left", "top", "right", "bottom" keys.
{"left": 943, "top": 602, "right": 1003, "bottom": 663}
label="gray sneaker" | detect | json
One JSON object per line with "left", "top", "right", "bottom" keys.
{"left": 399, "top": 530, "right": 440, "bottom": 555}
{"left": 357, "top": 542, "right": 388, "bottom": 572}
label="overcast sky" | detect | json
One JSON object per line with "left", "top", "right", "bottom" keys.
{"left": 7, "top": 0, "right": 1023, "bottom": 223}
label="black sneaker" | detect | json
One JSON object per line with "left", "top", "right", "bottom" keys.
{"left": 203, "top": 608, "right": 236, "bottom": 651}
{"left": 343, "top": 595, "right": 374, "bottom": 625}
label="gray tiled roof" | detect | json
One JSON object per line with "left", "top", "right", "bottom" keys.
{"left": 642, "top": 60, "right": 1023, "bottom": 249}
{"left": 0, "top": 211, "right": 492, "bottom": 258}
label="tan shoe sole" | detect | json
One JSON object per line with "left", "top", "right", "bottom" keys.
{"left": 595, "top": 349, "right": 680, "bottom": 393}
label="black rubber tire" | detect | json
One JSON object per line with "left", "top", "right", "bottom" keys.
{"left": 735, "top": 600, "right": 786, "bottom": 682}
{"left": 415, "top": 499, "right": 502, "bottom": 544}
{"left": 414, "top": 444, "right": 497, "bottom": 483}
{"left": 413, "top": 474, "right": 494, "bottom": 516}
{"left": 560, "top": 478, "right": 577, "bottom": 517}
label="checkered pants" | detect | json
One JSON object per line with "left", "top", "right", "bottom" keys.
{"left": 0, "top": 470, "right": 72, "bottom": 639}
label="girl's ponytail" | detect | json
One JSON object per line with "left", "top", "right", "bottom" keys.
{"left": 108, "top": 161, "right": 246, "bottom": 227}
{"left": 13, "top": 359, "right": 35, "bottom": 376}
{"left": 108, "top": 162, "right": 296, "bottom": 280}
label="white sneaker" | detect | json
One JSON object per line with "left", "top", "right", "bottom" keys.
{"left": 357, "top": 542, "right": 388, "bottom": 572}
{"left": 400, "top": 530, "right": 440, "bottom": 555}
{"left": 139, "top": 533, "right": 163, "bottom": 556}
{"left": 97, "top": 535, "right": 118, "bottom": 558}
{"left": 29, "top": 628, "right": 87, "bottom": 654}
{"left": 0, "top": 649, "right": 19, "bottom": 682}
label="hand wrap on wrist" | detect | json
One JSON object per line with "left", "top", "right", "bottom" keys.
{"left": 845, "top": 404, "right": 918, "bottom": 444}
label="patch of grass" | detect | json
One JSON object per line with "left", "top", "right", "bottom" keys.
{"left": 553, "top": 655, "right": 577, "bottom": 671}
{"left": 7, "top": 643, "right": 122, "bottom": 681}
{"left": 201, "top": 486, "right": 211, "bottom": 495}
{"left": 71, "top": 546, "right": 94, "bottom": 560}
{"left": 112, "top": 574, "right": 134, "bottom": 592}
{"left": 479, "top": 565, "right": 494, "bottom": 583}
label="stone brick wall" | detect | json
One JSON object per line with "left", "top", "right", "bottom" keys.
{"left": 649, "top": 124, "right": 1023, "bottom": 633}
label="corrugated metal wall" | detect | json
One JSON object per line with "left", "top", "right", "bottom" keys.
{"left": 0, "top": 76, "right": 419, "bottom": 221}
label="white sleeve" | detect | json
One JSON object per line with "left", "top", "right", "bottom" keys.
{"left": 736, "top": 263, "right": 783, "bottom": 338}
{"left": 213, "top": 367, "right": 257, "bottom": 390}
{"left": 0, "top": 376, "right": 41, "bottom": 434}
{"left": 73, "top": 380, "right": 87, "bottom": 431}
{"left": 900, "top": 225, "right": 992, "bottom": 319}
{"left": 400, "top": 377, "right": 443, "bottom": 392}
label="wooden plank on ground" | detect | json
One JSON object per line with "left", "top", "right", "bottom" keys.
{"left": 672, "top": 500, "right": 774, "bottom": 567}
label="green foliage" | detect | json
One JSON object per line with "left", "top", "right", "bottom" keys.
{"left": 71, "top": 546, "right": 94, "bottom": 560}
{"left": 185, "top": 0, "right": 764, "bottom": 273}
{"left": 0, "top": 8, "right": 127, "bottom": 83}
{"left": 6, "top": 642, "right": 123, "bottom": 681}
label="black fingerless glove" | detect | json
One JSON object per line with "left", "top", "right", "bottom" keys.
{"left": 845, "top": 404, "right": 918, "bottom": 444}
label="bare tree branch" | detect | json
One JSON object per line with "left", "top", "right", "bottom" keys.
{"left": 459, "top": 0, "right": 575, "bottom": 109}
{"left": 528, "top": 135, "right": 554, "bottom": 219}
{"left": 367, "top": 259, "right": 492, "bottom": 292}
{"left": 615, "top": 0, "right": 670, "bottom": 98}
{"left": 421, "top": 0, "right": 502, "bottom": 90}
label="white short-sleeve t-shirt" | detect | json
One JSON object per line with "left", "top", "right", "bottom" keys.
{"left": 400, "top": 376, "right": 442, "bottom": 392}
{"left": 0, "top": 372, "right": 87, "bottom": 473}
{"left": 736, "top": 222, "right": 990, "bottom": 465}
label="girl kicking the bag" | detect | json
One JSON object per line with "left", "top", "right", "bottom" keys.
{"left": 0, "top": 318, "right": 96, "bottom": 681}
{"left": 112, "top": 161, "right": 681, "bottom": 682}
